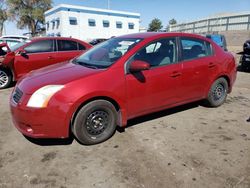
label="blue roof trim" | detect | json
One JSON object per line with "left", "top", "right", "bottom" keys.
{"left": 45, "top": 7, "right": 140, "bottom": 19}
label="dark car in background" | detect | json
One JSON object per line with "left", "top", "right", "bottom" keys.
{"left": 238, "top": 40, "right": 250, "bottom": 71}
{"left": 0, "top": 37, "right": 92, "bottom": 89}
{"left": 89, "top": 38, "right": 107, "bottom": 45}
{"left": 205, "top": 34, "right": 227, "bottom": 51}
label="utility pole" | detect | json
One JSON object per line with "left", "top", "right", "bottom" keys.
{"left": 107, "top": 0, "right": 110, "bottom": 9}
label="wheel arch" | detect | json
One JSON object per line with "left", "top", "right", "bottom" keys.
{"left": 70, "top": 96, "right": 126, "bottom": 136}
{"left": 206, "top": 74, "right": 231, "bottom": 97}
{"left": 0, "top": 65, "right": 15, "bottom": 81}
{"left": 216, "top": 75, "right": 231, "bottom": 93}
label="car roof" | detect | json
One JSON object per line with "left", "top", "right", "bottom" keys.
{"left": 30, "top": 37, "right": 89, "bottom": 45}
{"left": 1, "top": 35, "right": 29, "bottom": 39}
{"left": 0, "top": 38, "right": 23, "bottom": 42}
{"left": 118, "top": 32, "right": 209, "bottom": 41}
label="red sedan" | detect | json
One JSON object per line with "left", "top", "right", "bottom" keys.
{"left": 0, "top": 37, "right": 92, "bottom": 89}
{"left": 10, "top": 32, "right": 237, "bottom": 145}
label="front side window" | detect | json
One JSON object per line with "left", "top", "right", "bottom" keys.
{"left": 24, "top": 40, "right": 54, "bottom": 53}
{"left": 180, "top": 37, "right": 209, "bottom": 61}
{"left": 57, "top": 40, "right": 78, "bottom": 51}
{"left": 131, "top": 38, "right": 177, "bottom": 68}
{"left": 78, "top": 43, "right": 86, "bottom": 50}
{"left": 73, "top": 38, "right": 142, "bottom": 68}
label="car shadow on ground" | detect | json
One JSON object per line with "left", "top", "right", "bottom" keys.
{"left": 23, "top": 134, "right": 74, "bottom": 146}
{"left": 23, "top": 101, "right": 201, "bottom": 146}
{"left": 237, "top": 65, "right": 250, "bottom": 73}
{"left": 124, "top": 101, "right": 201, "bottom": 130}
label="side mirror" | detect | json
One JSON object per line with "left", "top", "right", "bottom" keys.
{"left": 19, "top": 49, "right": 27, "bottom": 56}
{"left": 129, "top": 60, "right": 150, "bottom": 73}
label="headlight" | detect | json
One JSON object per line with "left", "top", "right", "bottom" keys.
{"left": 27, "top": 85, "right": 64, "bottom": 108}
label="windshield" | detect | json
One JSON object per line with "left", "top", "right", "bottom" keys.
{"left": 10, "top": 41, "right": 28, "bottom": 51}
{"left": 73, "top": 38, "right": 142, "bottom": 68}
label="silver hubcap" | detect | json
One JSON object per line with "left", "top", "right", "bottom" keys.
{"left": 213, "top": 83, "right": 225, "bottom": 101}
{"left": 0, "top": 70, "right": 8, "bottom": 88}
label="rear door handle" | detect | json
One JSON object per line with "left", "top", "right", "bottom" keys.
{"left": 208, "top": 62, "right": 216, "bottom": 68}
{"left": 170, "top": 71, "right": 182, "bottom": 78}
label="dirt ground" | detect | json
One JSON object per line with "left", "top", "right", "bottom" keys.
{"left": 0, "top": 71, "right": 249, "bottom": 188}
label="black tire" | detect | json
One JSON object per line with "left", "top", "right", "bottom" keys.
{"left": 72, "top": 100, "right": 118, "bottom": 145}
{"left": 206, "top": 78, "right": 228, "bottom": 107}
{"left": 0, "top": 68, "right": 12, "bottom": 89}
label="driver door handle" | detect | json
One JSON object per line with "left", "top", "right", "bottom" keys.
{"left": 170, "top": 71, "right": 182, "bottom": 78}
{"left": 208, "top": 62, "right": 216, "bottom": 68}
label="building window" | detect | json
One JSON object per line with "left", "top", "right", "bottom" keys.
{"left": 88, "top": 19, "right": 96, "bottom": 27}
{"left": 103, "top": 20, "right": 110, "bottom": 28}
{"left": 51, "top": 19, "right": 55, "bottom": 30}
{"left": 69, "top": 17, "right": 77, "bottom": 25}
{"left": 116, "top": 21, "right": 122, "bottom": 29}
{"left": 46, "top": 22, "right": 49, "bottom": 30}
{"left": 56, "top": 18, "right": 60, "bottom": 29}
{"left": 128, "top": 23, "right": 134, "bottom": 29}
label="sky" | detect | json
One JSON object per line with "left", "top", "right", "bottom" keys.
{"left": 3, "top": 0, "right": 250, "bottom": 35}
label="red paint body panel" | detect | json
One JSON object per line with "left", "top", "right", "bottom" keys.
{"left": 10, "top": 32, "right": 237, "bottom": 139}
{"left": 1, "top": 37, "right": 91, "bottom": 81}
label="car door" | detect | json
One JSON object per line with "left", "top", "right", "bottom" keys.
{"left": 125, "top": 37, "right": 182, "bottom": 118}
{"left": 13, "top": 39, "right": 57, "bottom": 78}
{"left": 55, "top": 39, "right": 86, "bottom": 62}
{"left": 179, "top": 37, "right": 217, "bottom": 101}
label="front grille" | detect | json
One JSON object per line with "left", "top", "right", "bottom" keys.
{"left": 12, "top": 87, "right": 23, "bottom": 104}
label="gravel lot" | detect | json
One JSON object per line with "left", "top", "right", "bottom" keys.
{"left": 0, "top": 71, "right": 250, "bottom": 188}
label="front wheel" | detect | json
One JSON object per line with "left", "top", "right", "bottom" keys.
{"left": 206, "top": 78, "right": 228, "bottom": 107}
{"left": 72, "top": 100, "right": 118, "bottom": 145}
{"left": 0, "top": 68, "right": 12, "bottom": 89}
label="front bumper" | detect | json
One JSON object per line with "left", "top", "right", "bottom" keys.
{"left": 10, "top": 90, "right": 72, "bottom": 139}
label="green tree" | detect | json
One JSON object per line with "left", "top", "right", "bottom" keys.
{"left": 7, "top": 0, "right": 52, "bottom": 36}
{"left": 169, "top": 18, "right": 177, "bottom": 25}
{"left": 166, "top": 18, "right": 177, "bottom": 32}
{"left": 148, "top": 18, "right": 163, "bottom": 32}
{"left": 0, "top": 0, "right": 7, "bottom": 36}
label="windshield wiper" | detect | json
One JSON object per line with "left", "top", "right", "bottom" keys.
{"left": 74, "top": 60, "right": 99, "bottom": 69}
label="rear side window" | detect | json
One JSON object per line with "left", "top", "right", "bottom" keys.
{"left": 24, "top": 40, "right": 54, "bottom": 53}
{"left": 78, "top": 43, "right": 86, "bottom": 50}
{"left": 206, "top": 42, "right": 213, "bottom": 56}
{"left": 57, "top": 40, "right": 78, "bottom": 51}
{"left": 180, "top": 37, "right": 210, "bottom": 61}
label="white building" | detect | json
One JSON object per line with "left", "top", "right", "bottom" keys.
{"left": 44, "top": 4, "right": 140, "bottom": 41}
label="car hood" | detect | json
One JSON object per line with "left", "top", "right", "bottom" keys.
{"left": 18, "top": 61, "right": 103, "bottom": 94}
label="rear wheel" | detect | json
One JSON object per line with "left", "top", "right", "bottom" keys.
{"left": 72, "top": 100, "right": 118, "bottom": 145}
{"left": 206, "top": 78, "right": 228, "bottom": 107}
{"left": 0, "top": 68, "right": 12, "bottom": 89}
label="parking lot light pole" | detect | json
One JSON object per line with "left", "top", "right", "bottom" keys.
{"left": 107, "top": 0, "right": 110, "bottom": 9}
